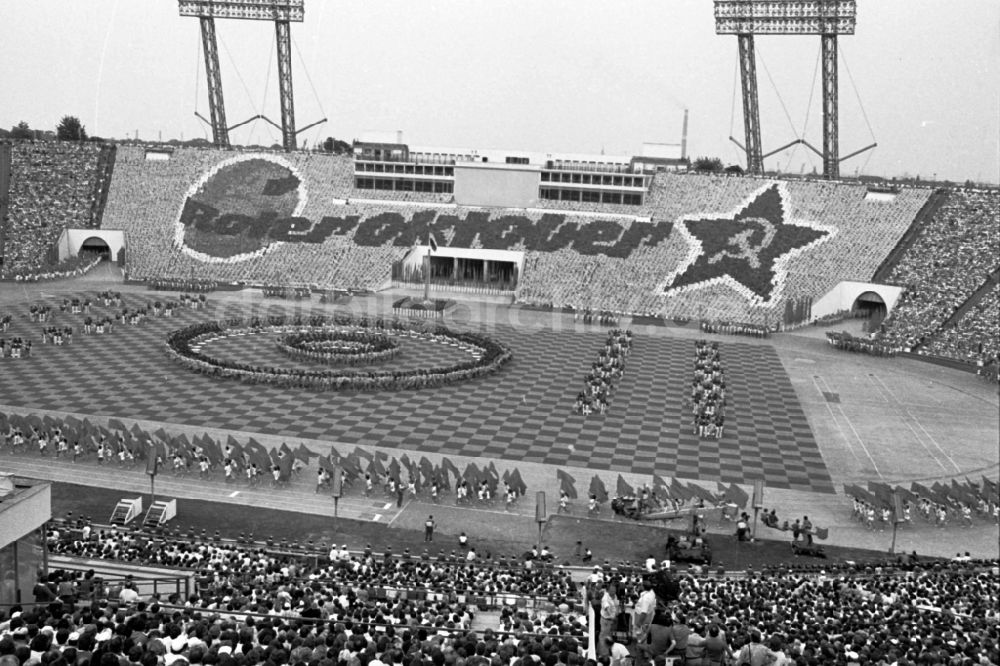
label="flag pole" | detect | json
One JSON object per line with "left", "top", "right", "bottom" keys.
{"left": 423, "top": 254, "right": 430, "bottom": 303}
{"left": 423, "top": 237, "right": 432, "bottom": 303}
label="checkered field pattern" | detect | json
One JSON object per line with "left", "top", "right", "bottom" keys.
{"left": 0, "top": 292, "right": 833, "bottom": 493}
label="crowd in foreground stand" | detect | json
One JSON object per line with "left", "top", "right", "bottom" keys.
{"left": 598, "top": 559, "right": 999, "bottom": 665}
{"left": 45, "top": 528, "right": 578, "bottom": 605}
{"left": 691, "top": 341, "right": 726, "bottom": 439}
{"left": 9, "top": 522, "right": 1000, "bottom": 666}
{"left": 574, "top": 330, "right": 633, "bottom": 415}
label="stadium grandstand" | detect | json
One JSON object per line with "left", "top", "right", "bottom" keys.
{"left": 93, "top": 144, "right": 937, "bottom": 322}
{"left": 8, "top": 138, "right": 996, "bottom": 366}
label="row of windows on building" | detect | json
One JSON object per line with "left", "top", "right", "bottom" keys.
{"left": 356, "top": 162, "right": 455, "bottom": 177}
{"left": 353, "top": 180, "right": 644, "bottom": 205}
{"left": 355, "top": 178, "right": 454, "bottom": 193}
{"left": 540, "top": 171, "right": 647, "bottom": 188}
{"left": 538, "top": 188, "right": 643, "bottom": 205}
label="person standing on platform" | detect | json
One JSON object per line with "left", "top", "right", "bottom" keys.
{"left": 424, "top": 515, "right": 435, "bottom": 542}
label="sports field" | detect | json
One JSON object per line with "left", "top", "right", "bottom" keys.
{"left": 1, "top": 271, "right": 997, "bottom": 560}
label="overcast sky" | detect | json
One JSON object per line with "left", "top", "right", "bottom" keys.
{"left": 2, "top": 0, "right": 997, "bottom": 182}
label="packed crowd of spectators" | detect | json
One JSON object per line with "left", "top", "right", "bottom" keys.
{"left": 45, "top": 527, "right": 578, "bottom": 606}
{"left": 691, "top": 341, "right": 726, "bottom": 439}
{"left": 0, "top": 589, "right": 588, "bottom": 666}
{"left": 4, "top": 251, "right": 104, "bottom": 282}
{"left": 589, "top": 560, "right": 999, "bottom": 666}
{"left": 10, "top": 522, "right": 999, "bottom": 666}
{"left": 2, "top": 141, "right": 107, "bottom": 276}
{"left": 921, "top": 283, "right": 999, "bottom": 366}
{"left": 95, "top": 144, "right": 936, "bottom": 325}
{"left": 573, "top": 330, "right": 632, "bottom": 415}
{"left": 878, "top": 189, "right": 1000, "bottom": 363}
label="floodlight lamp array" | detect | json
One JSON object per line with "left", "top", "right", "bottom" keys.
{"left": 178, "top": 0, "right": 304, "bottom": 22}
{"left": 714, "top": 0, "right": 855, "bottom": 35}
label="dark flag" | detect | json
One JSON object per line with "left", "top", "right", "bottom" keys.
{"left": 370, "top": 454, "right": 387, "bottom": 479}
{"left": 589, "top": 475, "right": 608, "bottom": 503}
{"left": 616, "top": 474, "right": 634, "bottom": 497}
{"left": 724, "top": 483, "right": 750, "bottom": 509}
{"left": 508, "top": 468, "right": 527, "bottom": 496}
{"left": 556, "top": 469, "right": 578, "bottom": 499}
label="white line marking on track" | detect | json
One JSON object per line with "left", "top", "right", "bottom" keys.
{"left": 383, "top": 503, "right": 392, "bottom": 510}
{"left": 229, "top": 491, "right": 240, "bottom": 497}
{"left": 372, "top": 514, "right": 382, "bottom": 522}
{"left": 866, "top": 375, "right": 890, "bottom": 402}
{"left": 909, "top": 414, "right": 962, "bottom": 473}
{"left": 813, "top": 376, "right": 860, "bottom": 463}
{"left": 900, "top": 416, "right": 949, "bottom": 472}
{"left": 871, "top": 374, "right": 900, "bottom": 403}
{"left": 836, "top": 403, "right": 883, "bottom": 480}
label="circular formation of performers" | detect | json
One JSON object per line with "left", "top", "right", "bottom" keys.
{"left": 692, "top": 339, "right": 726, "bottom": 439}
{"left": 166, "top": 314, "right": 512, "bottom": 391}
{"left": 276, "top": 329, "right": 401, "bottom": 366}
{"left": 574, "top": 329, "right": 633, "bottom": 415}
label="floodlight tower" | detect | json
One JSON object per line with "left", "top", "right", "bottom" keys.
{"left": 179, "top": 0, "right": 309, "bottom": 151}
{"left": 714, "top": 0, "right": 870, "bottom": 179}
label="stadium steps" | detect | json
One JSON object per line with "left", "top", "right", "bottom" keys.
{"left": 109, "top": 500, "right": 135, "bottom": 526}
{"left": 91, "top": 144, "right": 118, "bottom": 229}
{"left": 48, "top": 554, "right": 195, "bottom": 598}
{"left": 142, "top": 501, "right": 168, "bottom": 530}
{"left": 871, "top": 188, "right": 948, "bottom": 283}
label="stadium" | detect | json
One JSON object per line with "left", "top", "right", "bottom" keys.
{"left": 1, "top": 1, "right": 998, "bottom": 665}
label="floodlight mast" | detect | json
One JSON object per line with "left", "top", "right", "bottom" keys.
{"left": 714, "top": 0, "right": 858, "bottom": 179}
{"left": 179, "top": 0, "right": 305, "bottom": 151}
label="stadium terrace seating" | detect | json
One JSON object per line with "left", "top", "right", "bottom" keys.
{"left": 876, "top": 189, "right": 1000, "bottom": 357}
{"left": 520, "top": 176, "right": 932, "bottom": 323}
{"left": 922, "top": 282, "right": 1000, "bottom": 364}
{"left": 46, "top": 528, "right": 579, "bottom": 604}
{"left": 1, "top": 141, "right": 109, "bottom": 275}
{"left": 19, "top": 523, "right": 1000, "bottom": 666}
{"left": 100, "top": 146, "right": 933, "bottom": 324}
